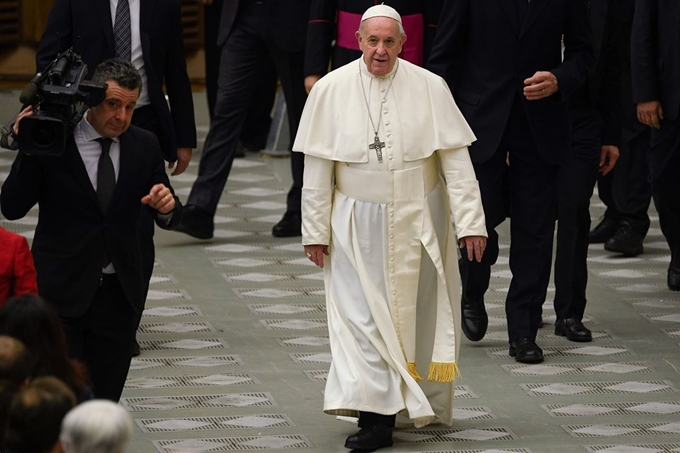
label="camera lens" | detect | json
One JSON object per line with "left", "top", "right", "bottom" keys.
{"left": 33, "top": 124, "right": 57, "bottom": 148}
{"left": 20, "top": 116, "right": 67, "bottom": 156}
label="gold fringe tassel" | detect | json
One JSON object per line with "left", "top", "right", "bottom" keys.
{"left": 407, "top": 362, "right": 423, "bottom": 382}
{"left": 427, "top": 362, "right": 461, "bottom": 383}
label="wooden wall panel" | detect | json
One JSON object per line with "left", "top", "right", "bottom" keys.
{"left": 180, "top": 0, "right": 202, "bottom": 50}
{"left": 0, "top": 0, "right": 21, "bottom": 44}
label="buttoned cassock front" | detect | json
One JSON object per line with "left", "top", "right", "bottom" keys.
{"left": 295, "top": 58, "right": 486, "bottom": 427}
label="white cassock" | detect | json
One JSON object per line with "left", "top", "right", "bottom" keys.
{"left": 294, "top": 57, "right": 487, "bottom": 428}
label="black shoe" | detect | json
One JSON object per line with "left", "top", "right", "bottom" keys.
{"left": 668, "top": 267, "right": 680, "bottom": 291}
{"left": 461, "top": 294, "right": 488, "bottom": 341}
{"left": 344, "top": 424, "right": 393, "bottom": 451}
{"left": 589, "top": 217, "right": 617, "bottom": 244}
{"left": 555, "top": 318, "right": 592, "bottom": 342}
{"left": 604, "top": 222, "right": 644, "bottom": 256}
{"left": 132, "top": 338, "right": 141, "bottom": 357}
{"left": 509, "top": 338, "right": 544, "bottom": 363}
{"left": 175, "top": 204, "right": 214, "bottom": 240}
{"left": 272, "top": 212, "right": 302, "bottom": 237}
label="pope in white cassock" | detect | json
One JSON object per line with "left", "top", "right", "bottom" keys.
{"left": 295, "top": 4, "right": 488, "bottom": 451}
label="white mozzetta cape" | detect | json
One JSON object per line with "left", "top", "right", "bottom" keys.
{"left": 294, "top": 58, "right": 476, "bottom": 162}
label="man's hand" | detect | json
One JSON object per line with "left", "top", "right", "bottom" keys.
{"left": 12, "top": 106, "right": 34, "bottom": 135}
{"left": 142, "top": 183, "right": 175, "bottom": 214}
{"left": 168, "top": 147, "right": 192, "bottom": 176}
{"left": 304, "top": 75, "right": 322, "bottom": 94}
{"left": 637, "top": 100, "right": 663, "bottom": 129}
{"left": 304, "top": 244, "right": 329, "bottom": 268}
{"left": 599, "top": 145, "right": 619, "bottom": 175}
{"left": 523, "top": 71, "right": 559, "bottom": 101}
{"left": 459, "top": 235, "right": 486, "bottom": 262}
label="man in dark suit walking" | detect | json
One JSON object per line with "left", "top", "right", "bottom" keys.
{"left": 553, "top": 0, "right": 626, "bottom": 343}
{"left": 589, "top": 0, "right": 651, "bottom": 258}
{"left": 1, "top": 59, "right": 182, "bottom": 401}
{"left": 632, "top": 0, "right": 680, "bottom": 291}
{"left": 428, "top": 0, "right": 593, "bottom": 362}
{"left": 176, "top": 0, "right": 310, "bottom": 240}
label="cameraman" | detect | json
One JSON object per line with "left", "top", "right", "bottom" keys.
{"left": 0, "top": 59, "right": 182, "bottom": 402}
{"left": 37, "top": 0, "right": 198, "bottom": 356}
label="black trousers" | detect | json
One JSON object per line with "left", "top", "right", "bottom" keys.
{"left": 203, "top": 0, "right": 277, "bottom": 147}
{"left": 553, "top": 116, "right": 600, "bottom": 321}
{"left": 61, "top": 275, "right": 137, "bottom": 402}
{"left": 188, "top": 0, "right": 307, "bottom": 216}
{"left": 597, "top": 102, "right": 652, "bottom": 235}
{"left": 459, "top": 98, "right": 559, "bottom": 342}
{"left": 649, "top": 118, "right": 680, "bottom": 270}
{"left": 358, "top": 412, "right": 396, "bottom": 428}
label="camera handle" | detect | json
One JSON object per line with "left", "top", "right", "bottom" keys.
{"left": 0, "top": 120, "right": 18, "bottom": 150}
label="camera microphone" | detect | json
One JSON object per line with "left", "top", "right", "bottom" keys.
{"left": 19, "top": 74, "right": 42, "bottom": 105}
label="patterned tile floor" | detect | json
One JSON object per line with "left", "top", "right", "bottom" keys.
{"left": 1, "top": 90, "right": 679, "bottom": 452}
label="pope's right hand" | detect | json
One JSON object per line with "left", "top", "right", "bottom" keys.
{"left": 304, "top": 244, "right": 328, "bottom": 268}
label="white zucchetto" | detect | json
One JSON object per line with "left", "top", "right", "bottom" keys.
{"left": 360, "top": 4, "right": 402, "bottom": 24}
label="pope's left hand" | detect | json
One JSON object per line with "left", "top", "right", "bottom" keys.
{"left": 142, "top": 183, "right": 175, "bottom": 214}
{"left": 460, "top": 236, "right": 486, "bottom": 262}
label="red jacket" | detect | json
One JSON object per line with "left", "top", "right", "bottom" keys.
{"left": 0, "top": 227, "right": 38, "bottom": 304}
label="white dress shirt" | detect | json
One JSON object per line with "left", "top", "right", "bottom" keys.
{"left": 110, "top": 0, "right": 150, "bottom": 108}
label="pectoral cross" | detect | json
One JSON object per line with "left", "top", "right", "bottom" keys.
{"left": 369, "top": 134, "right": 385, "bottom": 163}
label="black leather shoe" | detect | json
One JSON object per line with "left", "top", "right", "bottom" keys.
{"left": 668, "top": 267, "right": 680, "bottom": 291}
{"left": 589, "top": 217, "right": 617, "bottom": 244}
{"left": 461, "top": 294, "right": 488, "bottom": 341}
{"left": 344, "top": 424, "right": 393, "bottom": 451}
{"left": 132, "top": 338, "right": 141, "bottom": 357}
{"left": 175, "top": 204, "right": 214, "bottom": 240}
{"left": 509, "top": 338, "right": 544, "bottom": 363}
{"left": 555, "top": 318, "right": 592, "bottom": 342}
{"left": 604, "top": 222, "right": 644, "bottom": 256}
{"left": 272, "top": 212, "right": 302, "bottom": 237}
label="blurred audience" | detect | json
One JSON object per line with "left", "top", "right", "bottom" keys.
{"left": 0, "top": 379, "right": 20, "bottom": 448}
{"left": 0, "top": 226, "right": 38, "bottom": 305}
{"left": 0, "top": 295, "right": 92, "bottom": 401}
{"left": 3, "top": 376, "right": 76, "bottom": 453}
{"left": 0, "top": 335, "right": 34, "bottom": 386}
{"left": 60, "top": 400, "right": 133, "bottom": 453}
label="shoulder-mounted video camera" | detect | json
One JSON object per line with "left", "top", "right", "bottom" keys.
{"left": 0, "top": 48, "right": 107, "bottom": 156}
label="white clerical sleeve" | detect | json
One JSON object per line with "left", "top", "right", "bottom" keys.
{"left": 437, "top": 147, "right": 488, "bottom": 239}
{"left": 302, "top": 155, "right": 335, "bottom": 246}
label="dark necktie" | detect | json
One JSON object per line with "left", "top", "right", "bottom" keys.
{"left": 114, "top": 0, "right": 132, "bottom": 60}
{"left": 96, "top": 138, "right": 116, "bottom": 214}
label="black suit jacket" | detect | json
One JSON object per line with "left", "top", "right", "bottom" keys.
{"left": 631, "top": 0, "right": 680, "bottom": 121}
{"left": 217, "top": 0, "right": 310, "bottom": 51}
{"left": 0, "top": 125, "right": 182, "bottom": 318}
{"left": 570, "top": 0, "right": 624, "bottom": 148}
{"left": 428, "top": 0, "right": 593, "bottom": 164}
{"left": 35, "top": 0, "right": 197, "bottom": 162}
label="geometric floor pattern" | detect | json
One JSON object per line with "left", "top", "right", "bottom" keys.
{"left": 1, "top": 90, "right": 679, "bottom": 452}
